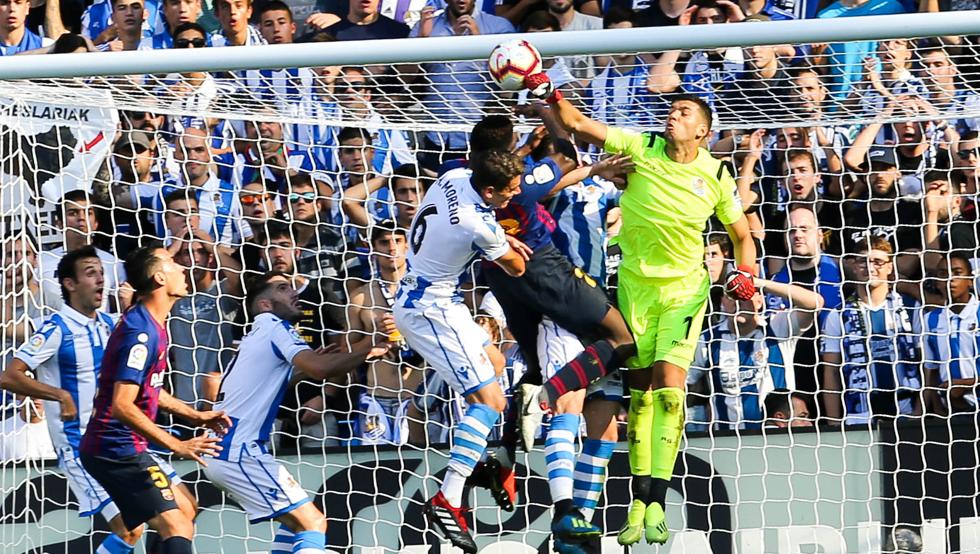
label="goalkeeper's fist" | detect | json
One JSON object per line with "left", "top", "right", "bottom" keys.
{"left": 724, "top": 265, "right": 757, "bottom": 301}
{"left": 524, "top": 72, "right": 562, "bottom": 104}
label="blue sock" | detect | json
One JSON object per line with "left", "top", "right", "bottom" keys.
{"left": 271, "top": 524, "right": 295, "bottom": 554}
{"left": 95, "top": 533, "right": 134, "bottom": 554}
{"left": 573, "top": 439, "right": 615, "bottom": 520}
{"left": 545, "top": 413, "right": 581, "bottom": 504}
{"left": 442, "top": 403, "right": 500, "bottom": 505}
{"left": 292, "top": 530, "right": 326, "bottom": 554}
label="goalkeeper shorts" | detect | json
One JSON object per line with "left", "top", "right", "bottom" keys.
{"left": 617, "top": 267, "right": 709, "bottom": 370}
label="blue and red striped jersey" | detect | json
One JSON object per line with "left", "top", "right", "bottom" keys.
{"left": 80, "top": 303, "right": 169, "bottom": 458}
{"left": 495, "top": 156, "right": 563, "bottom": 251}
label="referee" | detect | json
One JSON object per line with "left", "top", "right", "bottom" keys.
{"left": 525, "top": 71, "right": 758, "bottom": 545}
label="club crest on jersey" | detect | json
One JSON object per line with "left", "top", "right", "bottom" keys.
{"left": 127, "top": 344, "right": 149, "bottom": 370}
{"left": 691, "top": 177, "right": 706, "bottom": 196}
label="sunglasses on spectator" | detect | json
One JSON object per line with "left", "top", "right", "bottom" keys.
{"left": 130, "top": 111, "right": 155, "bottom": 120}
{"left": 957, "top": 148, "right": 979, "bottom": 160}
{"left": 288, "top": 192, "right": 317, "bottom": 204}
{"left": 240, "top": 192, "right": 271, "bottom": 206}
{"left": 174, "top": 37, "right": 207, "bottom": 48}
{"left": 341, "top": 81, "right": 368, "bottom": 92}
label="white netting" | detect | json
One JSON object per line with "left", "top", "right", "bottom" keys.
{"left": 2, "top": 21, "right": 980, "bottom": 554}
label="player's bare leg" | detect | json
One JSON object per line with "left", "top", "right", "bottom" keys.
{"left": 145, "top": 508, "right": 195, "bottom": 554}
{"left": 273, "top": 502, "right": 329, "bottom": 554}
{"left": 620, "top": 361, "right": 685, "bottom": 546}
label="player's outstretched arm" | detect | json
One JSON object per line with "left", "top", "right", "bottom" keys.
{"left": 293, "top": 342, "right": 392, "bottom": 382}
{"left": 1, "top": 359, "right": 78, "bottom": 421}
{"left": 524, "top": 73, "right": 608, "bottom": 147}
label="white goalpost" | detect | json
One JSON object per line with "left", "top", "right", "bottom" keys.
{"left": 1, "top": 10, "right": 980, "bottom": 554}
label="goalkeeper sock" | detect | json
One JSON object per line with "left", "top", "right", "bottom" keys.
{"left": 544, "top": 413, "right": 581, "bottom": 511}
{"left": 573, "top": 438, "right": 615, "bottom": 520}
{"left": 95, "top": 533, "right": 134, "bottom": 554}
{"left": 292, "top": 530, "right": 326, "bottom": 554}
{"left": 542, "top": 341, "right": 617, "bottom": 401}
{"left": 161, "top": 537, "right": 192, "bottom": 554}
{"left": 627, "top": 388, "right": 654, "bottom": 478}
{"left": 272, "top": 524, "right": 295, "bottom": 554}
{"left": 443, "top": 403, "right": 500, "bottom": 506}
{"left": 649, "top": 387, "right": 685, "bottom": 507}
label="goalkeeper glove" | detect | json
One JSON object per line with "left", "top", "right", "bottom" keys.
{"left": 724, "top": 265, "right": 757, "bottom": 301}
{"left": 524, "top": 72, "right": 563, "bottom": 104}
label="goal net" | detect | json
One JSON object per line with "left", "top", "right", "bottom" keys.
{"left": 2, "top": 13, "right": 980, "bottom": 553}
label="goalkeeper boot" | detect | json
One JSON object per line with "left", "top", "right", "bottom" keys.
{"left": 516, "top": 383, "right": 545, "bottom": 452}
{"left": 617, "top": 499, "right": 647, "bottom": 546}
{"left": 644, "top": 502, "right": 670, "bottom": 545}
{"left": 552, "top": 537, "right": 589, "bottom": 554}
{"left": 552, "top": 508, "right": 602, "bottom": 542}
{"left": 424, "top": 492, "right": 478, "bottom": 554}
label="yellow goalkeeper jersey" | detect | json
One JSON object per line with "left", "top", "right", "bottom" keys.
{"left": 604, "top": 126, "right": 744, "bottom": 279}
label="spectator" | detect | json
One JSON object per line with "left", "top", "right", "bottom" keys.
{"left": 120, "top": 110, "right": 181, "bottom": 184}
{"left": 923, "top": 170, "right": 976, "bottom": 273}
{"left": 224, "top": 119, "right": 329, "bottom": 194}
{"left": 263, "top": 224, "right": 348, "bottom": 446}
{"left": 107, "top": 130, "right": 158, "bottom": 254}
{"left": 166, "top": 229, "right": 241, "bottom": 418}
{"left": 343, "top": 164, "right": 424, "bottom": 232}
{"left": 954, "top": 131, "right": 980, "bottom": 217}
{"left": 347, "top": 224, "right": 421, "bottom": 445}
{"left": 923, "top": 250, "right": 978, "bottom": 414}
{"left": 918, "top": 42, "right": 980, "bottom": 135}
{"left": 37, "top": 191, "right": 124, "bottom": 313}
{"left": 689, "top": 274, "right": 823, "bottom": 430}
{"left": 155, "top": 128, "right": 251, "bottom": 246}
{"left": 848, "top": 39, "right": 927, "bottom": 116}
{"left": 336, "top": 127, "right": 386, "bottom": 231}
{"left": 542, "top": 0, "right": 602, "bottom": 79}
{"left": 821, "top": 237, "right": 924, "bottom": 425}
{"left": 585, "top": 8, "right": 667, "bottom": 127}
{"left": 816, "top": 0, "right": 909, "bottom": 101}
{"left": 25, "top": 0, "right": 75, "bottom": 39}
{"left": 257, "top": 0, "right": 295, "bottom": 43}
{"left": 1, "top": 234, "right": 43, "bottom": 350}
{"left": 279, "top": 174, "right": 351, "bottom": 283}
{"left": 0, "top": 0, "right": 48, "bottom": 55}
{"left": 238, "top": 180, "right": 280, "bottom": 239}
{"left": 100, "top": 0, "right": 149, "bottom": 51}
{"left": 48, "top": 32, "right": 92, "bottom": 53}
{"left": 81, "top": 0, "right": 158, "bottom": 46}
{"left": 634, "top": 0, "right": 688, "bottom": 27}
{"left": 144, "top": 0, "right": 202, "bottom": 48}
{"left": 763, "top": 389, "right": 813, "bottom": 428}
{"left": 517, "top": 11, "right": 580, "bottom": 106}
{"left": 719, "top": 37, "right": 795, "bottom": 123}
{"left": 153, "top": 23, "right": 231, "bottom": 115}
{"left": 409, "top": 0, "right": 515, "bottom": 171}
{"left": 323, "top": 0, "right": 409, "bottom": 40}
{"left": 211, "top": 0, "right": 265, "bottom": 45}
{"left": 162, "top": 189, "right": 202, "bottom": 240}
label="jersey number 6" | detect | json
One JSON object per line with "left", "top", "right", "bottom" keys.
{"left": 410, "top": 205, "right": 439, "bottom": 254}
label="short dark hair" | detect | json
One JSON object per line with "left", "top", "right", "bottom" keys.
{"left": 763, "top": 388, "right": 793, "bottom": 421}
{"left": 244, "top": 270, "right": 289, "bottom": 315}
{"left": 948, "top": 250, "right": 974, "bottom": 274}
{"left": 370, "top": 219, "right": 407, "bottom": 246}
{"left": 172, "top": 21, "right": 207, "bottom": 40}
{"left": 111, "top": 0, "right": 142, "bottom": 8}
{"left": 164, "top": 189, "right": 198, "bottom": 209}
{"left": 285, "top": 173, "right": 316, "bottom": 193}
{"left": 470, "top": 149, "right": 525, "bottom": 191}
{"left": 522, "top": 10, "right": 560, "bottom": 32}
{"left": 786, "top": 149, "right": 817, "bottom": 172}
{"left": 56, "top": 245, "right": 100, "bottom": 303}
{"left": 265, "top": 222, "right": 293, "bottom": 244}
{"left": 706, "top": 233, "right": 732, "bottom": 257}
{"left": 213, "top": 0, "right": 251, "bottom": 13}
{"left": 57, "top": 190, "right": 90, "bottom": 222}
{"left": 603, "top": 6, "right": 635, "bottom": 27}
{"left": 393, "top": 164, "right": 421, "bottom": 182}
{"left": 257, "top": 0, "right": 293, "bottom": 20}
{"left": 470, "top": 115, "right": 514, "bottom": 152}
{"left": 125, "top": 243, "right": 166, "bottom": 296}
{"left": 671, "top": 94, "right": 713, "bottom": 131}
{"left": 51, "top": 34, "right": 91, "bottom": 54}
{"left": 338, "top": 127, "right": 372, "bottom": 145}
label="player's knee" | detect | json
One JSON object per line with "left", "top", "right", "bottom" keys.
{"left": 175, "top": 484, "right": 198, "bottom": 521}
{"left": 154, "top": 510, "right": 194, "bottom": 539}
{"left": 555, "top": 390, "right": 585, "bottom": 415}
{"left": 108, "top": 517, "right": 143, "bottom": 545}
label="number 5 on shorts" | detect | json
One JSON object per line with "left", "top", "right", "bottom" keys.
{"left": 147, "top": 465, "right": 169, "bottom": 489}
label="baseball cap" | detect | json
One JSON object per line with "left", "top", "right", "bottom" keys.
{"left": 113, "top": 130, "right": 152, "bottom": 154}
{"left": 868, "top": 146, "right": 898, "bottom": 168}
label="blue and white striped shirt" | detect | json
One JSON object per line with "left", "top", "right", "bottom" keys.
{"left": 81, "top": 0, "right": 161, "bottom": 41}
{"left": 13, "top": 306, "right": 117, "bottom": 453}
{"left": 924, "top": 295, "right": 980, "bottom": 409}
{"left": 548, "top": 176, "right": 621, "bottom": 285}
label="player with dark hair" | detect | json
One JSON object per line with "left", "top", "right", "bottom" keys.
{"left": 78, "top": 244, "right": 231, "bottom": 554}
{"left": 524, "top": 68, "right": 756, "bottom": 545}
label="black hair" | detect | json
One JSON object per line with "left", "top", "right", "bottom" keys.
{"left": 257, "top": 0, "right": 293, "bottom": 19}
{"left": 56, "top": 245, "right": 101, "bottom": 303}
{"left": 125, "top": 242, "right": 166, "bottom": 296}
{"left": 671, "top": 94, "right": 714, "bottom": 131}
{"left": 265, "top": 222, "right": 293, "bottom": 243}
{"left": 393, "top": 164, "right": 421, "bottom": 181}
{"left": 57, "top": 190, "right": 90, "bottom": 223}
{"left": 370, "top": 219, "right": 407, "bottom": 246}
{"left": 603, "top": 6, "right": 635, "bottom": 27}
{"left": 763, "top": 388, "right": 793, "bottom": 422}
{"left": 51, "top": 34, "right": 91, "bottom": 54}
{"left": 285, "top": 173, "right": 316, "bottom": 192}
{"left": 338, "top": 127, "right": 372, "bottom": 145}
{"left": 470, "top": 115, "right": 514, "bottom": 152}
{"left": 171, "top": 21, "right": 207, "bottom": 40}
{"left": 470, "top": 149, "right": 525, "bottom": 191}
{"left": 163, "top": 189, "right": 198, "bottom": 209}
{"left": 949, "top": 250, "right": 974, "bottom": 275}
{"left": 244, "top": 270, "right": 289, "bottom": 316}
{"left": 522, "top": 10, "right": 560, "bottom": 32}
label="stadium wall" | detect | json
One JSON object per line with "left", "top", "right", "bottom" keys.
{"left": 0, "top": 426, "right": 888, "bottom": 554}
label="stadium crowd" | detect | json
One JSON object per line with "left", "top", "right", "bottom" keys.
{"left": 1, "top": 0, "right": 980, "bottom": 462}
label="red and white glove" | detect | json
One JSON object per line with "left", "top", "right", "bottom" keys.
{"left": 524, "top": 72, "right": 563, "bottom": 104}
{"left": 724, "top": 265, "right": 757, "bottom": 301}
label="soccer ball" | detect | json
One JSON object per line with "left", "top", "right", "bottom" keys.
{"left": 488, "top": 39, "right": 542, "bottom": 91}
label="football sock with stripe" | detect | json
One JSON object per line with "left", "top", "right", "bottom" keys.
{"left": 573, "top": 438, "right": 615, "bottom": 520}
{"left": 544, "top": 413, "right": 581, "bottom": 517}
{"left": 442, "top": 403, "right": 500, "bottom": 506}
{"left": 292, "top": 530, "right": 326, "bottom": 554}
{"left": 95, "top": 534, "right": 134, "bottom": 554}
{"left": 649, "top": 387, "right": 685, "bottom": 507}
{"left": 271, "top": 524, "right": 295, "bottom": 554}
{"left": 542, "top": 340, "right": 616, "bottom": 402}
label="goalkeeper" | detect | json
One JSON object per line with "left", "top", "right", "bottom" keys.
{"left": 524, "top": 72, "right": 758, "bottom": 545}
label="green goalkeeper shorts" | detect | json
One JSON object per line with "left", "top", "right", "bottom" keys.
{"left": 617, "top": 267, "right": 710, "bottom": 370}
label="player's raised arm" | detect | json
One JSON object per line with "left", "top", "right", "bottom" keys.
{"left": 292, "top": 342, "right": 391, "bottom": 382}
{"left": 524, "top": 72, "right": 608, "bottom": 147}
